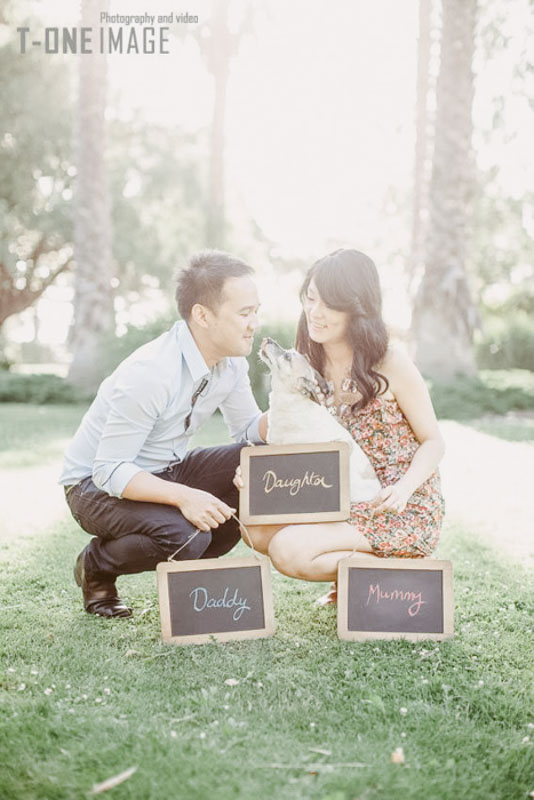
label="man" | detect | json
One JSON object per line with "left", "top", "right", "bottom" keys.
{"left": 60, "top": 250, "right": 266, "bottom": 618}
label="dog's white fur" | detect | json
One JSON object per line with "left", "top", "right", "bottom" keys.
{"left": 260, "top": 338, "right": 381, "bottom": 502}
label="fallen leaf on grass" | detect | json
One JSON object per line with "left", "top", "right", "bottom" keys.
{"left": 89, "top": 766, "right": 137, "bottom": 795}
{"left": 125, "top": 649, "right": 139, "bottom": 657}
{"left": 308, "top": 748, "right": 332, "bottom": 756}
{"left": 224, "top": 678, "right": 239, "bottom": 686}
{"left": 391, "top": 748, "right": 405, "bottom": 765}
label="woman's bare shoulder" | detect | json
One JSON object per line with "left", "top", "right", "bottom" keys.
{"left": 376, "top": 344, "right": 422, "bottom": 394}
{"left": 377, "top": 344, "right": 414, "bottom": 375}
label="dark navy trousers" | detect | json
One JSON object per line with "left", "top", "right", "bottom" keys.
{"left": 65, "top": 443, "right": 245, "bottom": 580}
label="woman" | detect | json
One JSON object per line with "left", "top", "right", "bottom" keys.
{"left": 238, "top": 248, "right": 445, "bottom": 602}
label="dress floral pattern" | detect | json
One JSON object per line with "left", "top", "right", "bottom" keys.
{"left": 324, "top": 379, "right": 445, "bottom": 558}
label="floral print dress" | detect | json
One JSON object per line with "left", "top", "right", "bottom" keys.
{"left": 323, "top": 379, "right": 445, "bottom": 558}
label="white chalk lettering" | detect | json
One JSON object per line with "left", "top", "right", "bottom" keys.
{"left": 262, "top": 469, "right": 333, "bottom": 496}
{"left": 189, "top": 586, "right": 251, "bottom": 622}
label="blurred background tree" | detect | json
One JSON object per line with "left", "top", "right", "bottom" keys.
{"left": 0, "top": 37, "right": 73, "bottom": 334}
{"left": 196, "top": 0, "right": 255, "bottom": 248}
{"left": 67, "top": 0, "right": 115, "bottom": 391}
{"left": 411, "top": 0, "right": 479, "bottom": 379}
{"left": 0, "top": 0, "right": 532, "bottom": 402}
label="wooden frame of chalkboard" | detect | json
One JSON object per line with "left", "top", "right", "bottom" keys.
{"left": 156, "top": 555, "right": 275, "bottom": 645}
{"left": 337, "top": 557, "right": 454, "bottom": 642}
{"left": 239, "top": 442, "right": 351, "bottom": 524}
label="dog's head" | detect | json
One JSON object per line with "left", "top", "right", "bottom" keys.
{"left": 259, "top": 337, "right": 329, "bottom": 403}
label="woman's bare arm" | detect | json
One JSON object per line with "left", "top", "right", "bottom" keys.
{"left": 371, "top": 348, "right": 445, "bottom": 512}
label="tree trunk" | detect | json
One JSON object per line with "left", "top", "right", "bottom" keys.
{"left": 207, "top": 58, "right": 229, "bottom": 249}
{"left": 201, "top": 0, "right": 233, "bottom": 249}
{"left": 409, "top": 0, "right": 433, "bottom": 291}
{"left": 68, "top": 0, "right": 114, "bottom": 391}
{"left": 412, "top": 0, "right": 479, "bottom": 380}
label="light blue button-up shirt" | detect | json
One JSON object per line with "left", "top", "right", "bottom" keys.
{"left": 59, "top": 321, "right": 262, "bottom": 497}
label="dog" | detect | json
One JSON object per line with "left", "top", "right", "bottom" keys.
{"left": 259, "top": 337, "right": 381, "bottom": 503}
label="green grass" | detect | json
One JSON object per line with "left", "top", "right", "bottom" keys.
{"left": 429, "top": 369, "right": 534, "bottom": 421}
{"left": 1, "top": 403, "right": 533, "bottom": 799}
{"left": 0, "top": 404, "right": 87, "bottom": 469}
{"left": 470, "top": 415, "right": 534, "bottom": 443}
{"left": 1, "top": 523, "right": 533, "bottom": 800}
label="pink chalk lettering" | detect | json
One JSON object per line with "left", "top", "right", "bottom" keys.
{"left": 365, "top": 583, "right": 426, "bottom": 617}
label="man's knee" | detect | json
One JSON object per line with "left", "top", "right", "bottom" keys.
{"left": 151, "top": 524, "right": 212, "bottom": 561}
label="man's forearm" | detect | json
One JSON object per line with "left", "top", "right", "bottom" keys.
{"left": 121, "top": 470, "right": 190, "bottom": 507}
{"left": 121, "top": 468, "right": 235, "bottom": 532}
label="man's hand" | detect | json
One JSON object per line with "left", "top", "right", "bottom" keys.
{"left": 177, "top": 486, "right": 235, "bottom": 532}
{"left": 121, "top": 471, "right": 235, "bottom": 531}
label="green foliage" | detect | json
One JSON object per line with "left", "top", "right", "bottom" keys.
{"left": 0, "top": 372, "right": 88, "bottom": 404}
{"left": 429, "top": 369, "right": 534, "bottom": 421}
{"left": 92, "top": 312, "right": 178, "bottom": 387}
{"left": 0, "top": 353, "right": 13, "bottom": 371}
{"left": 0, "top": 32, "right": 74, "bottom": 323}
{"left": 469, "top": 2, "right": 533, "bottom": 309}
{"left": 475, "top": 312, "right": 534, "bottom": 371}
{"left": 108, "top": 119, "right": 207, "bottom": 294}
{"left": 469, "top": 175, "right": 533, "bottom": 297}
{"left": 0, "top": 13, "right": 208, "bottom": 331}
{"left": 247, "top": 321, "right": 297, "bottom": 410}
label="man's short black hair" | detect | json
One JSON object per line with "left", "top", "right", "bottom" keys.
{"left": 175, "top": 250, "right": 254, "bottom": 320}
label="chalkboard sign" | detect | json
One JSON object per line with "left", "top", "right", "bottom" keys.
{"left": 337, "top": 557, "right": 453, "bottom": 642}
{"left": 156, "top": 556, "right": 275, "bottom": 645}
{"left": 239, "top": 442, "right": 350, "bottom": 524}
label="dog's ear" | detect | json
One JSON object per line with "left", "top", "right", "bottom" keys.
{"left": 297, "top": 370, "right": 329, "bottom": 405}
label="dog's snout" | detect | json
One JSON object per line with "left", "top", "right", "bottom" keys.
{"left": 260, "top": 337, "right": 286, "bottom": 357}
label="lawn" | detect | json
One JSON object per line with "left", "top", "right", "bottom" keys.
{"left": 0, "top": 405, "right": 533, "bottom": 800}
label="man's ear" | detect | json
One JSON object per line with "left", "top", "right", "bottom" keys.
{"left": 190, "top": 303, "right": 211, "bottom": 329}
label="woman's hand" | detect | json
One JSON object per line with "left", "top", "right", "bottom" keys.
{"left": 369, "top": 480, "right": 413, "bottom": 514}
{"left": 233, "top": 464, "right": 244, "bottom": 491}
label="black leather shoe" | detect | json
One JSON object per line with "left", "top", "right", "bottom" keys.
{"left": 74, "top": 547, "right": 132, "bottom": 618}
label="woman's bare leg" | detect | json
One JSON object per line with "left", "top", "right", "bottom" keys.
{"left": 268, "top": 521, "right": 379, "bottom": 582}
{"left": 238, "top": 523, "right": 286, "bottom": 555}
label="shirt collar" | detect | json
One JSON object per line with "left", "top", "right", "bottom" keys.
{"left": 176, "top": 321, "right": 210, "bottom": 383}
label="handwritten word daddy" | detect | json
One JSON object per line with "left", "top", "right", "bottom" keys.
{"left": 189, "top": 586, "right": 251, "bottom": 622}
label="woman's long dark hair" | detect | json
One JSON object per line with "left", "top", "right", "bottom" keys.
{"left": 296, "top": 249, "right": 389, "bottom": 412}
